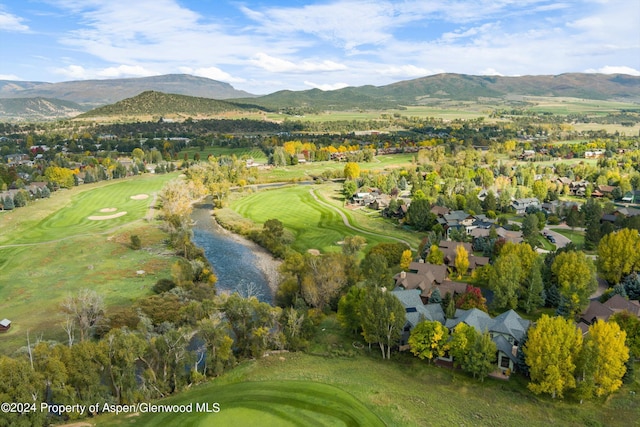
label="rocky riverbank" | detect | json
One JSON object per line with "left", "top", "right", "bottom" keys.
{"left": 213, "top": 220, "right": 283, "bottom": 297}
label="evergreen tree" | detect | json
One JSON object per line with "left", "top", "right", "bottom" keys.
{"left": 3, "top": 195, "right": 14, "bottom": 210}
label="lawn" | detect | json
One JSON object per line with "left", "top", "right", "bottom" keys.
{"left": 227, "top": 184, "right": 416, "bottom": 254}
{"left": 95, "top": 316, "right": 640, "bottom": 427}
{"left": 0, "top": 174, "right": 179, "bottom": 354}
{"left": 550, "top": 228, "right": 586, "bottom": 246}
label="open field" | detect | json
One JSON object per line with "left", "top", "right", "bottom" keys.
{"left": 0, "top": 174, "right": 179, "bottom": 354}
{"left": 258, "top": 153, "right": 416, "bottom": 182}
{"left": 524, "top": 96, "right": 640, "bottom": 114}
{"left": 96, "top": 316, "right": 640, "bottom": 427}
{"left": 179, "top": 146, "right": 268, "bottom": 163}
{"left": 227, "top": 184, "right": 419, "bottom": 254}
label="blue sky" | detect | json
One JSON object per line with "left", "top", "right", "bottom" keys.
{"left": 1, "top": 0, "right": 639, "bottom": 94}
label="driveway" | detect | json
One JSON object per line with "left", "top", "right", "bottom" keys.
{"left": 542, "top": 228, "right": 571, "bottom": 249}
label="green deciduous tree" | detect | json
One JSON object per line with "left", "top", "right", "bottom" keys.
{"left": 400, "top": 249, "right": 413, "bottom": 270}
{"left": 344, "top": 162, "right": 361, "bottom": 180}
{"left": 524, "top": 314, "right": 583, "bottom": 399}
{"left": 454, "top": 244, "right": 469, "bottom": 277}
{"left": 448, "top": 322, "right": 477, "bottom": 367}
{"left": 465, "top": 331, "right": 497, "bottom": 382}
{"left": 489, "top": 253, "right": 521, "bottom": 310}
{"left": 597, "top": 228, "right": 640, "bottom": 284}
{"left": 337, "top": 286, "right": 366, "bottom": 335}
{"left": 552, "top": 251, "right": 597, "bottom": 318}
{"left": 359, "top": 287, "right": 406, "bottom": 359}
{"left": 408, "top": 320, "right": 449, "bottom": 363}
{"left": 426, "top": 244, "right": 444, "bottom": 265}
{"left": 577, "top": 320, "right": 629, "bottom": 398}
{"left": 610, "top": 310, "right": 640, "bottom": 360}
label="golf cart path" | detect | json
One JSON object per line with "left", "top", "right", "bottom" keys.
{"left": 309, "top": 189, "right": 417, "bottom": 251}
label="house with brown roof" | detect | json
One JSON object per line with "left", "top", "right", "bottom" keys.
{"left": 394, "top": 262, "right": 448, "bottom": 301}
{"left": 580, "top": 294, "right": 640, "bottom": 325}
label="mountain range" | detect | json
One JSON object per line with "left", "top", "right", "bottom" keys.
{"left": 1, "top": 73, "right": 639, "bottom": 121}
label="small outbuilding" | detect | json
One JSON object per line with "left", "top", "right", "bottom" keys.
{"left": 0, "top": 318, "right": 11, "bottom": 332}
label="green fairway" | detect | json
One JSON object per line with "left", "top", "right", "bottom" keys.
{"left": 228, "top": 184, "right": 414, "bottom": 253}
{"left": 96, "top": 380, "right": 385, "bottom": 427}
{"left": 0, "top": 174, "right": 175, "bottom": 245}
{"left": 0, "top": 174, "right": 179, "bottom": 353}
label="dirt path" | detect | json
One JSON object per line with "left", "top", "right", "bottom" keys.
{"left": 309, "top": 189, "right": 417, "bottom": 251}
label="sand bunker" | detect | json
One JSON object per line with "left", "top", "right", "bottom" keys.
{"left": 99, "top": 208, "right": 117, "bottom": 213}
{"left": 88, "top": 211, "right": 127, "bottom": 220}
{"left": 130, "top": 194, "right": 149, "bottom": 200}
{"left": 307, "top": 249, "right": 320, "bottom": 256}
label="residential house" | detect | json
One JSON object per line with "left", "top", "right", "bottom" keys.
{"left": 394, "top": 262, "right": 448, "bottom": 301}
{"left": 369, "top": 194, "right": 391, "bottom": 210}
{"left": 437, "top": 210, "right": 476, "bottom": 236}
{"left": 437, "top": 241, "right": 488, "bottom": 273}
{"left": 580, "top": 294, "right": 640, "bottom": 325}
{"left": 392, "top": 289, "right": 445, "bottom": 345}
{"left": 445, "top": 308, "right": 530, "bottom": 374}
{"left": 585, "top": 149, "right": 605, "bottom": 159}
{"left": 622, "top": 190, "right": 640, "bottom": 204}
{"left": 5, "top": 154, "right": 30, "bottom": 166}
{"left": 510, "top": 197, "right": 540, "bottom": 214}
{"left": 591, "top": 185, "right": 617, "bottom": 198}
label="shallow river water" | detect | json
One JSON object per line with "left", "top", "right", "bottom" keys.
{"left": 190, "top": 202, "right": 273, "bottom": 303}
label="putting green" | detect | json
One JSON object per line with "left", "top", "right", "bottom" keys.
{"left": 97, "top": 380, "right": 385, "bottom": 427}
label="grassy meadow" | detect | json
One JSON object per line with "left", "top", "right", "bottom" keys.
{"left": 0, "top": 174, "right": 179, "bottom": 353}
{"left": 95, "top": 316, "right": 640, "bottom": 427}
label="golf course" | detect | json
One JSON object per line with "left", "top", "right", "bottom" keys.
{"left": 225, "top": 184, "right": 419, "bottom": 254}
{"left": 0, "top": 173, "right": 179, "bottom": 352}
{"left": 95, "top": 379, "right": 385, "bottom": 427}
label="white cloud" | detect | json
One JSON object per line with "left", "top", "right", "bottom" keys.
{"left": 304, "top": 81, "right": 350, "bottom": 91}
{"left": 480, "top": 68, "right": 504, "bottom": 76}
{"left": 53, "top": 65, "right": 89, "bottom": 79}
{"left": 179, "top": 66, "right": 245, "bottom": 83}
{"left": 585, "top": 66, "right": 640, "bottom": 76}
{"left": 251, "top": 53, "right": 346, "bottom": 73}
{"left": 53, "top": 64, "right": 157, "bottom": 79}
{"left": 96, "top": 65, "right": 156, "bottom": 78}
{"left": 0, "top": 11, "right": 29, "bottom": 32}
{"left": 0, "top": 74, "right": 21, "bottom": 80}
{"left": 377, "top": 65, "right": 443, "bottom": 78}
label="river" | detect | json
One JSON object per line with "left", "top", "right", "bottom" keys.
{"left": 190, "top": 202, "right": 275, "bottom": 304}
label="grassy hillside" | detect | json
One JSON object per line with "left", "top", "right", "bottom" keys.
{"left": 0, "top": 74, "right": 255, "bottom": 105}
{"left": 239, "top": 73, "right": 640, "bottom": 112}
{"left": 0, "top": 97, "right": 88, "bottom": 121}
{"left": 76, "top": 91, "right": 268, "bottom": 119}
